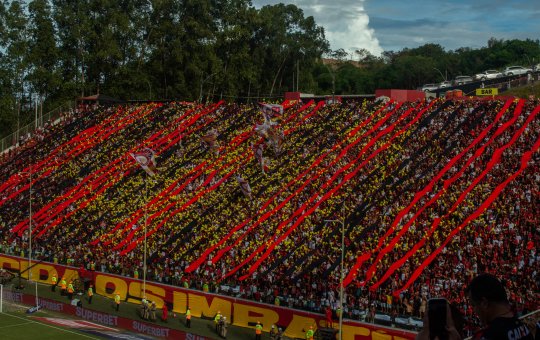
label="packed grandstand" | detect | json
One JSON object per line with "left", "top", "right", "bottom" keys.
{"left": 0, "top": 96, "right": 539, "bottom": 336}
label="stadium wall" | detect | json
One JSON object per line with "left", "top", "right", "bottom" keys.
{"left": 375, "top": 89, "right": 425, "bottom": 102}
{"left": 10, "top": 291, "right": 197, "bottom": 339}
{"left": 0, "top": 254, "right": 416, "bottom": 340}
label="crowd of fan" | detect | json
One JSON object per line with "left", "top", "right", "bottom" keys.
{"left": 0, "top": 97, "right": 538, "bottom": 335}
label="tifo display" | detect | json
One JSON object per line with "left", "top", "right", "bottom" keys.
{"left": 0, "top": 97, "right": 538, "bottom": 339}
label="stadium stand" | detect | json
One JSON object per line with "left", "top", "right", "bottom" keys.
{"left": 0, "top": 97, "right": 538, "bottom": 336}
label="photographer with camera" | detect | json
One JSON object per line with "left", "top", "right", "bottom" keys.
{"left": 416, "top": 298, "right": 462, "bottom": 340}
{"left": 466, "top": 273, "right": 533, "bottom": 340}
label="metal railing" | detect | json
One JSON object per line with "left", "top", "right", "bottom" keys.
{"left": 1, "top": 100, "right": 76, "bottom": 154}
{"left": 429, "top": 71, "right": 540, "bottom": 98}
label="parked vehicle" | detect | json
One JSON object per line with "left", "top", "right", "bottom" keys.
{"left": 453, "top": 76, "right": 473, "bottom": 85}
{"left": 503, "top": 66, "right": 532, "bottom": 76}
{"left": 421, "top": 83, "right": 439, "bottom": 92}
{"left": 438, "top": 80, "right": 452, "bottom": 88}
{"left": 474, "top": 70, "right": 503, "bottom": 80}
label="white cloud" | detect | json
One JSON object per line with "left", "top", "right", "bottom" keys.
{"left": 253, "top": 0, "right": 383, "bottom": 56}
{"left": 324, "top": 4, "right": 383, "bottom": 56}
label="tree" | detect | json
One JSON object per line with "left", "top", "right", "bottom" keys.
{"left": 2, "top": 0, "right": 30, "bottom": 135}
{"left": 210, "top": 0, "right": 257, "bottom": 100}
{"left": 98, "top": 0, "right": 154, "bottom": 99}
{"left": 0, "top": 0, "right": 16, "bottom": 138}
{"left": 395, "top": 55, "right": 436, "bottom": 89}
{"left": 52, "top": 0, "right": 91, "bottom": 98}
{"left": 27, "top": 0, "right": 60, "bottom": 104}
{"left": 330, "top": 48, "right": 348, "bottom": 62}
{"left": 255, "top": 4, "right": 328, "bottom": 97}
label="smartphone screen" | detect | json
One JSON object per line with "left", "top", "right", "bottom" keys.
{"left": 428, "top": 298, "right": 448, "bottom": 338}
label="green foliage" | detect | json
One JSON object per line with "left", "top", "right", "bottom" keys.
{"left": 27, "top": 0, "right": 60, "bottom": 99}
{"left": 0, "top": 0, "right": 329, "bottom": 138}
{"left": 316, "top": 37, "right": 540, "bottom": 95}
{"left": 0, "top": 0, "right": 539, "bottom": 140}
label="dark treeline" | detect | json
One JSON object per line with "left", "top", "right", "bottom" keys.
{"left": 1, "top": 0, "right": 539, "bottom": 139}
{"left": 332, "top": 38, "right": 540, "bottom": 94}
{"left": 0, "top": 0, "right": 329, "bottom": 138}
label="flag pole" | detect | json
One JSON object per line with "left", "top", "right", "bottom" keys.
{"left": 143, "top": 172, "right": 148, "bottom": 297}
{"left": 29, "top": 163, "right": 38, "bottom": 307}
{"left": 324, "top": 201, "right": 346, "bottom": 340}
{"left": 131, "top": 148, "right": 155, "bottom": 299}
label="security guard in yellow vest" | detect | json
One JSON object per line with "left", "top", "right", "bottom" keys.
{"left": 255, "top": 321, "right": 263, "bottom": 340}
{"left": 114, "top": 292, "right": 121, "bottom": 311}
{"left": 60, "top": 277, "right": 67, "bottom": 296}
{"left": 51, "top": 274, "right": 57, "bottom": 292}
{"left": 305, "top": 325, "right": 315, "bottom": 340}
{"left": 214, "top": 311, "right": 221, "bottom": 333}
{"left": 87, "top": 284, "right": 94, "bottom": 304}
{"left": 67, "top": 280, "right": 74, "bottom": 300}
{"left": 185, "top": 307, "right": 191, "bottom": 328}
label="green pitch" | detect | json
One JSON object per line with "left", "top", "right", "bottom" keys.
{"left": 8, "top": 280, "right": 268, "bottom": 339}
{"left": 0, "top": 311, "right": 103, "bottom": 340}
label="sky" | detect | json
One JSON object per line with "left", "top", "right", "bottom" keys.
{"left": 252, "top": 0, "right": 540, "bottom": 56}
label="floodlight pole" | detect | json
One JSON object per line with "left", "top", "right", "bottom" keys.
{"left": 26, "top": 164, "right": 38, "bottom": 307}
{"left": 143, "top": 172, "right": 148, "bottom": 297}
{"left": 325, "top": 204, "right": 346, "bottom": 340}
{"left": 35, "top": 96, "right": 38, "bottom": 129}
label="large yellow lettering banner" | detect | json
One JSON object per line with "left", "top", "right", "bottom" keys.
{"left": 0, "top": 254, "right": 415, "bottom": 339}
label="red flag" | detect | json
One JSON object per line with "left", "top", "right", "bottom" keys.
{"left": 259, "top": 103, "right": 283, "bottom": 119}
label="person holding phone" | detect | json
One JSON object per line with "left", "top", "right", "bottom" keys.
{"left": 416, "top": 298, "right": 462, "bottom": 340}
{"left": 466, "top": 273, "right": 533, "bottom": 340}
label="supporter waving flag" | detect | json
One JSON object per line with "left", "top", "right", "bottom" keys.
{"left": 130, "top": 148, "right": 157, "bottom": 176}
{"left": 259, "top": 103, "right": 283, "bottom": 120}
{"left": 236, "top": 175, "right": 252, "bottom": 199}
{"left": 253, "top": 142, "right": 264, "bottom": 164}
{"left": 201, "top": 129, "right": 220, "bottom": 155}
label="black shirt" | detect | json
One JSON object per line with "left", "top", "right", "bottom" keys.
{"left": 473, "top": 317, "right": 533, "bottom": 340}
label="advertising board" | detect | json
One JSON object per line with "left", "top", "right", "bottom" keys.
{"left": 1, "top": 254, "right": 415, "bottom": 339}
